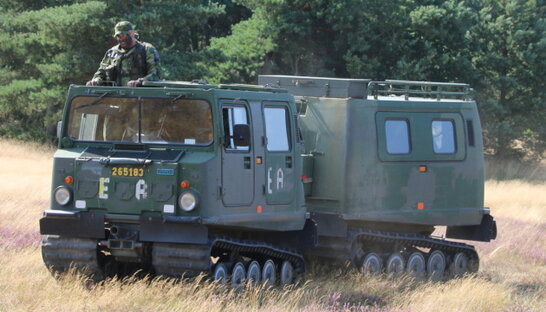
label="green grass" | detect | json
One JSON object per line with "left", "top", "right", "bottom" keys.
{"left": 0, "top": 139, "right": 544, "bottom": 311}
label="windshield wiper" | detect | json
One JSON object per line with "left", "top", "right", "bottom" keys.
{"left": 145, "top": 94, "right": 189, "bottom": 111}
{"left": 75, "top": 92, "right": 111, "bottom": 110}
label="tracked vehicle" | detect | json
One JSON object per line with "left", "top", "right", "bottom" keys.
{"left": 40, "top": 75, "right": 496, "bottom": 285}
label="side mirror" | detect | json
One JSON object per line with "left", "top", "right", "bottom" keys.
{"left": 45, "top": 121, "right": 62, "bottom": 138}
{"left": 56, "top": 121, "right": 62, "bottom": 138}
{"left": 232, "top": 124, "right": 250, "bottom": 147}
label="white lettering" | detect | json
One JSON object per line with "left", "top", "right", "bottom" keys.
{"left": 98, "top": 177, "right": 110, "bottom": 199}
{"left": 267, "top": 167, "right": 273, "bottom": 194}
{"left": 276, "top": 168, "right": 284, "bottom": 190}
{"left": 135, "top": 179, "right": 148, "bottom": 200}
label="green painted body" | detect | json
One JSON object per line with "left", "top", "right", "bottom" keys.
{"left": 51, "top": 75, "right": 487, "bottom": 239}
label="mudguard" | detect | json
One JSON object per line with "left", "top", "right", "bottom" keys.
{"left": 446, "top": 214, "right": 497, "bottom": 242}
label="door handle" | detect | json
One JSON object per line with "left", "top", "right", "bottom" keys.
{"left": 244, "top": 156, "right": 251, "bottom": 169}
{"left": 285, "top": 156, "right": 293, "bottom": 168}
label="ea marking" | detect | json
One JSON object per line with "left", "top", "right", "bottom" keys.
{"left": 98, "top": 177, "right": 110, "bottom": 199}
{"left": 98, "top": 178, "right": 148, "bottom": 200}
{"left": 135, "top": 179, "right": 148, "bottom": 200}
{"left": 267, "top": 167, "right": 284, "bottom": 194}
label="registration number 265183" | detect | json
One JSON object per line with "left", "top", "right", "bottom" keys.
{"left": 111, "top": 167, "right": 144, "bottom": 177}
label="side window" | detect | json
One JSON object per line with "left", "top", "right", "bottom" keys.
{"left": 432, "top": 120, "right": 456, "bottom": 154}
{"left": 222, "top": 106, "right": 249, "bottom": 151}
{"left": 385, "top": 120, "right": 410, "bottom": 154}
{"left": 264, "top": 107, "right": 290, "bottom": 151}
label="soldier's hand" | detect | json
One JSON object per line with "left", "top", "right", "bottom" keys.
{"left": 127, "top": 78, "right": 147, "bottom": 88}
{"left": 86, "top": 80, "right": 100, "bottom": 86}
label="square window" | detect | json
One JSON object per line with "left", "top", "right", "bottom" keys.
{"left": 385, "top": 120, "right": 410, "bottom": 154}
{"left": 432, "top": 120, "right": 456, "bottom": 154}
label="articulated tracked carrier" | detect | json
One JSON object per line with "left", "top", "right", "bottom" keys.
{"left": 40, "top": 75, "right": 496, "bottom": 286}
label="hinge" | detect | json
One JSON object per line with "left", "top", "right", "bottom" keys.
{"left": 218, "top": 185, "right": 223, "bottom": 199}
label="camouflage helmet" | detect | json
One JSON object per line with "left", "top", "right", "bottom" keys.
{"left": 114, "top": 21, "right": 134, "bottom": 37}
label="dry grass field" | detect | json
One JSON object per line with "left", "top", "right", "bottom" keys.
{"left": 0, "top": 139, "right": 544, "bottom": 312}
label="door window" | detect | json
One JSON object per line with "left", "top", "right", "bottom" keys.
{"left": 223, "top": 106, "right": 249, "bottom": 151}
{"left": 264, "top": 107, "right": 290, "bottom": 152}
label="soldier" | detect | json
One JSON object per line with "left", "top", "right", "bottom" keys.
{"left": 86, "top": 21, "right": 161, "bottom": 87}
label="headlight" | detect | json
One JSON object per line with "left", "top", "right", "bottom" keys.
{"left": 178, "top": 191, "right": 198, "bottom": 212}
{"left": 54, "top": 186, "right": 71, "bottom": 206}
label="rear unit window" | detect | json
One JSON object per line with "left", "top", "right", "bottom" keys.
{"left": 377, "top": 112, "right": 465, "bottom": 161}
{"left": 385, "top": 120, "right": 410, "bottom": 154}
{"left": 432, "top": 120, "right": 455, "bottom": 154}
{"left": 432, "top": 120, "right": 456, "bottom": 154}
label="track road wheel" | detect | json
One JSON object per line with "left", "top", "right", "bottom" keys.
{"left": 280, "top": 260, "right": 295, "bottom": 286}
{"left": 262, "top": 259, "right": 276, "bottom": 287}
{"left": 406, "top": 251, "right": 426, "bottom": 278}
{"left": 386, "top": 252, "right": 405, "bottom": 276}
{"left": 427, "top": 250, "right": 446, "bottom": 281}
{"left": 362, "top": 253, "right": 382, "bottom": 275}
{"left": 213, "top": 263, "right": 229, "bottom": 284}
{"left": 468, "top": 254, "right": 480, "bottom": 273}
{"left": 449, "top": 252, "right": 469, "bottom": 277}
{"left": 351, "top": 242, "right": 365, "bottom": 268}
{"left": 231, "top": 262, "right": 246, "bottom": 290}
{"left": 247, "top": 261, "right": 261, "bottom": 285}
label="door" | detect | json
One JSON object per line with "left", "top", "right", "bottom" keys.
{"left": 374, "top": 111, "right": 466, "bottom": 221}
{"left": 221, "top": 102, "right": 254, "bottom": 206}
{"left": 263, "top": 103, "right": 295, "bottom": 205}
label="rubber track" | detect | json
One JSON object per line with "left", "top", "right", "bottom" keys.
{"left": 152, "top": 243, "right": 211, "bottom": 277}
{"left": 41, "top": 235, "right": 103, "bottom": 279}
{"left": 352, "top": 228, "right": 479, "bottom": 258}
{"left": 151, "top": 236, "right": 306, "bottom": 277}
{"left": 212, "top": 236, "right": 306, "bottom": 274}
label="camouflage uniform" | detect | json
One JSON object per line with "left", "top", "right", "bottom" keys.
{"left": 90, "top": 21, "right": 161, "bottom": 86}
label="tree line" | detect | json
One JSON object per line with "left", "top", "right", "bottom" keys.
{"left": 0, "top": 0, "right": 544, "bottom": 161}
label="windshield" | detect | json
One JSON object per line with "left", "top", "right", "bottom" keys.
{"left": 67, "top": 96, "right": 213, "bottom": 144}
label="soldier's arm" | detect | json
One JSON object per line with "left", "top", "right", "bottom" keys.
{"left": 143, "top": 44, "right": 161, "bottom": 81}
{"left": 89, "top": 52, "right": 111, "bottom": 84}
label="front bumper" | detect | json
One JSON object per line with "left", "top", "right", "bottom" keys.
{"left": 39, "top": 210, "right": 208, "bottom": 244}
{"left": 40, "top": 210, "right": 105, "bottom": 238}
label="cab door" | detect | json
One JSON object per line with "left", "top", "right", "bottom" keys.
{"left": 263, "top": 103, "right": 296, "bottom": 205}
{"left": 221, "top": 101, "right": 254, "bottom": 206}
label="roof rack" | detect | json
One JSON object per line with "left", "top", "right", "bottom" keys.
{"left": 142, "top": 80, "right": 287, "bottom": 93}
{"left": 144, "top": 80, "right": 216, "bottom": 89}
{"left": 218, "top": 83, "right": 287, "bottom": 93}
{"left": 367, "top": 80, "right": 472, "bottom": 101}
